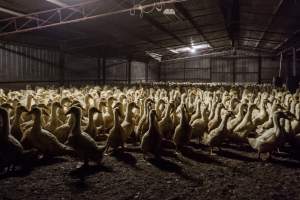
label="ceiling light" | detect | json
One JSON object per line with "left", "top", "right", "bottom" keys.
{"left": 189, "top": 47, "right": 196, "bottom": 53}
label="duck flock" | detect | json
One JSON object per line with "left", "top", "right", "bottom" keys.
{"left": 1, "top": 83, "right": 300, "bottom": 173}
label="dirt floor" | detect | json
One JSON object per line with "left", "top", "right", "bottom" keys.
{"left": 1, "top": 140, "right": 300, "bottom": 200}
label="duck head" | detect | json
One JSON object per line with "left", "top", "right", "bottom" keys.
{"left": 66, "top": 106, "right": 82, "bottom": 117}
{"left": 89, "top": 107, "right": 101, "bottom": 115}
{"left": 16, "top": 105, "right": 29, "bottom": 114}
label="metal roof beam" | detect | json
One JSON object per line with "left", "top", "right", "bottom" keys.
{"left": 255, "top": 0, "right": 286, "bottom": 48}
{"left": 174, "top": 2, "right": 214, "bottom": 47}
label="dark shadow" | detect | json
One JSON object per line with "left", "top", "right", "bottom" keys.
{"left": 221, "top": 143, "right": 254, "bottom": 153}
{"left": 0, "top": 167, "right": 32, "bottom": 179}
{"left": 111, "top": 150, "right": 138, "bottom": 169}
{"left": 270, "top": 157, "right": 300, "bottom": 169}
{"left": 189, "top": 141, "right": 208, "bottom": 150}
{"left": 69, "top": 164, "right": 113, "bottom": 179}
{"left": 217, "top": 149, "right": 257, "bottom": 162}
{"left": 161, "top": 139, "right": 176, "bottom": 149}
{"left": 34, "top": 156, "right": 69, "bottom": 167}
{"left": 148, "top": 157, "right": 182, "bottom": 173}
{"left": 179, "top": 146, "right": 224, "bottom": 166}
{"left": 148, "top": 157, "right": 203, "bottom": 184}
{"left": 124, "top": 146, "right": 142, "bottom": 153}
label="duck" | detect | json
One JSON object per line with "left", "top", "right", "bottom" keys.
{"left": 44, "top": 102, "right": 64, "bottom": 133}
{"left": 203, "top": 110, "right": 234, "bottom": 155}
{"left": 233, "top": 103, "right": 258, "bottom": 139}
{"left": 190, "top": 104, "right": 209, "bottom": 144}
{"left": 252, "top": 99, "right": 269, "bottom": 127}
{"left": 0, "top": 107, "right": 26, "bottom": 172}
{"left": 136, "top": 99, "right": 153, "bottom": 140}
{"left": 155, "top": 99, "right": 166, "bottom": 121}
{"left": 208, "top": 103, "right": 224, "bottom": 132}
{"left": 21, "top": 107, "right": 74, "bottom": 157}
{"left": 66, "top": 106, "right": 104, "bottom": 167}
{"left": 141, "top": 109, "right": 162, "bottom": 159}
{"left": 104, "top": 107, "right": 125, "bottom": 153}
{"left": 173, "top": 104, "right": 191, "bottom": 150}
{"left": 103, "top": 96, "right": 117, "bottom": 130}
{"left": 226, "top": 103, "right": 247, "bottom": 133}
{"left": 189, "top": 99, "right": 202, "bottom": 124}
{"left": 10, "top": 106, "right": 29, "bottom": 141}
{"left": 84, "top": 107, "right": 101, "bottom": 140}
{"left": 158, "top": 102, "right": 175, "bottom": 140}
{"left": 248, "top": 111, "right": 296, "bottom": 160}
{"left": 121, "top": 102, "right": 139, "bottom": 142}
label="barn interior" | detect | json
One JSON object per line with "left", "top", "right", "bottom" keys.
{"left": 0, "top": 0, "right": 300, "bottom": 199}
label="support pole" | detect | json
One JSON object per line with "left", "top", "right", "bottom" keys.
{"left": 183, "top": 60, "right": 186, "bottom": 82}
{"left": 127, "top": 58, "right": 132, "bottom": 85}
{"left": 58, "top": 50, "right": 65, "bottom": 86}
{"left": 145, "top": 62, "right": 149, "bottom": 83}
{"left": 232, "top": 58, "right": 236, "bottom": 83}
{"left": 209, "top": 57, "right": 212, "bottom": 82}
{"left": 258, "top": 56, "right": 262, "bottom": 84}
{"left": 279, "top": 52, "right": 283, "bottom": 77}
{"left": 158, "top": 62, "right": 161, "bottom": 82}
{"left": 97, "top": 57, "right": 101, "bottom": 85}
{"left": 102, "top": 55, "right": 106, "bottom": 85}
{"left": 293, "top": 47, "right": 296, "bottom": 77}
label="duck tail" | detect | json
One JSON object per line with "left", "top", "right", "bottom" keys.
{"left": 248, "top": 138, "right": 257, "bottom": 149}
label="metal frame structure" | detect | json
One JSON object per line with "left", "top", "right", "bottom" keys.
{"left": 0, "top": 0, "right": 186, "bottom": 37}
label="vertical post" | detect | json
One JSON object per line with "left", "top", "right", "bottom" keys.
{"left": 293, "top": 47, "right": 296, "bottom": 77}
{"left": 258, "top": 56, "right": 262, "bottom": 84}
{"left": 158, "top": 62, "right": 161, "bottom": 82}
{"left": 279, "top": 52, "right": 283, "bottom": 77}
{"left": 102, "top": 55, "right": 106, "bottom": 85}
{"left": 97, "top": 57, "right": 101, "bottom": 85}
{"left": 59, "top": 50, "right": 65, "bottom": 86}
{"left": 232, "top": 58, "right": 236, "bottom": 83}
{"left": 209, "top": 57, "right": 212, "bottom": 82}
{"left": 145, "top": 62, "right": 149, "bottom": 83}
{"left": 127, "top": 58, "right": 131, "bottom": 85}
{"left": 183, "top": 60, "right": 186, "bottom": 82}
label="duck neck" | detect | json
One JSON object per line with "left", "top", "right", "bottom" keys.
{"left": 26, "top": 96, "right": 32, "bottom": 110}
{"left": 1, "top": 112, "right": 10, "bottom": 138}
{"left": 33, "top": 114, "right": 42, "bottom": 131}
{"left": 219, "top": 114, "right": 231, "bottom": 130}
{"left": 12, "top": 111, "right": 22, "bottom": 128}
{"left": 113, "top": 111, "right": 120, "bottom": 128}
{"left": 87, "top": 111, "right": 95, "bottom": 129}
{"left": 273, "top": 114, "right": 282, "bottom": 135}
{"left": 72, "top": 114, "right": 81, "bottom": 134}
{"left": 50, "top": 106, "right": 57, "bottom": 121}
{"left": 124, "top": 105, "right": 133, "bottom": 123}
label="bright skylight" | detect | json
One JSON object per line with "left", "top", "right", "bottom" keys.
{"left": 168, "top": 43, "right": 211, "bottom": 54}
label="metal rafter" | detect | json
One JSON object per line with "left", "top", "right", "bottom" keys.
{"left": 174, "top": 2, "right": 214, "bottom": 47}
{"left": 0, "top": 0, "right": 185, "bottom": 37}
{"left": 255, "top": 0, "right": 285, "bottom": 48}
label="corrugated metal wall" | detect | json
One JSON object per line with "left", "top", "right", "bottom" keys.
{"left": 0, "top": 42, "right": 60, "bottom": 88}
{"left": 0, "top": 41, "right": 282, "bottom": 88}
{"left": 106, "top": 59, "right": 128, "bottom": 84}
{"left": 64, "top": 54, "right": 100, "bottom": 86}
{"left": 131, "top": 61, "right": 146, "bottom": 83}
{"left": 161, "top": 56, "right": 279, "bottom": 83}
